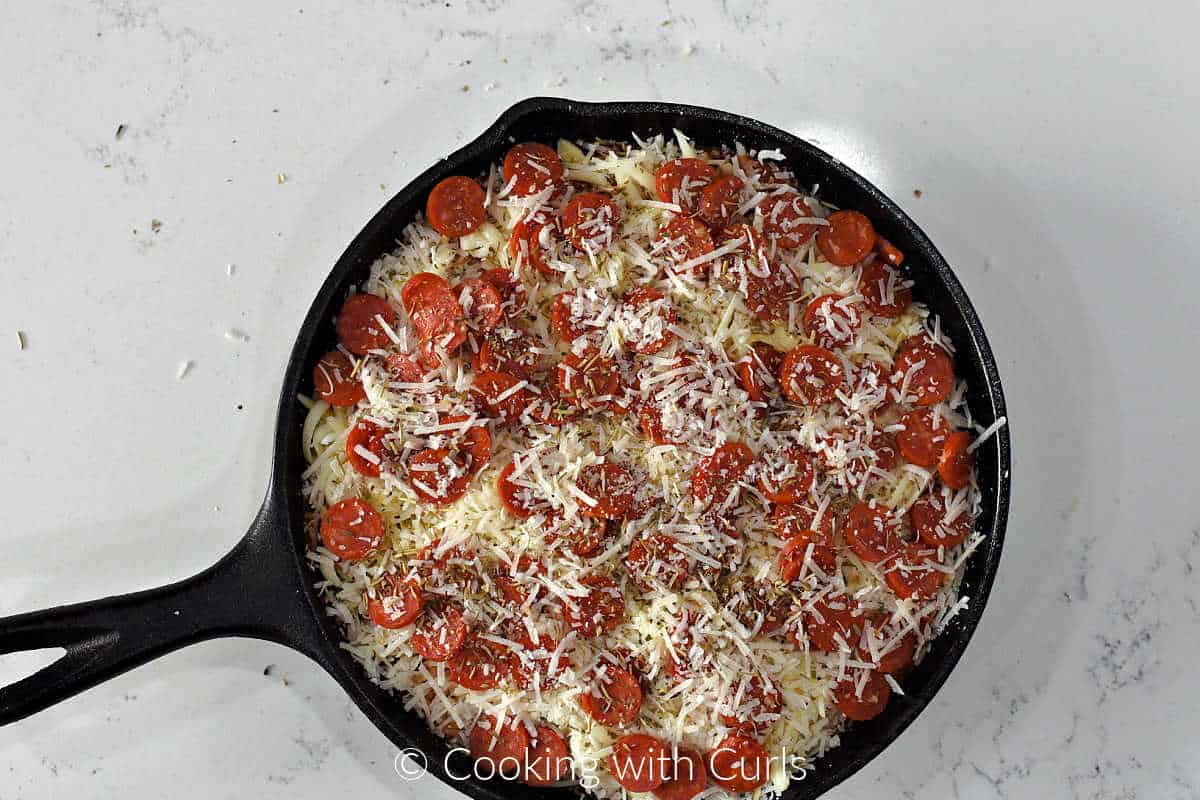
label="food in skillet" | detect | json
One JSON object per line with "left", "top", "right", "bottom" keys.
{"left": 301, "top": 132, "right": 997, "bottom": 798}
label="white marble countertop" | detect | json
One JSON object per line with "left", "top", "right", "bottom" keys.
{"left": 2, "top": 1, "right": 1198, "bottom": 797}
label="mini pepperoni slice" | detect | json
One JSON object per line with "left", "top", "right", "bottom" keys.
{"left": 756, "top": 446, "right": 816, "bottom": 504}
{"left": 893, "top": 335, "right": 955, "bottom": 406}
{"left": 345, "top": 420, "right": 390, "bottom": 478}
{"left": 772, "top": 500, "right": 837, "bottom": 541}
{"left": 492, "top": 555, "right": 544, "bottom": 606}
{"left": 426, "top": 175, "right": 486, "bottom": 238}
{"left": 759, "top": 192, "right": 818, "bottom": 248}
{"left": 563, "top": 575, "right": 625, "bottom": 637}
{"left": 896, "top": 408, "right": 950, "bottom": 467}
{"left": 621, "top": 287, "right": 676, "bottom": 354}
{"left": 544, "top": 513, "right": 610, "bottom": 557}
{"left": 816, "top": 209, "right": 876, "bottom": 266}
{"left": 656, "top": 216, "right": 715, "bottom": 275}
{"left": 503, "top": 141, "right": 564, "bottom": 197}
{"left": 803, "top": 294, "right": 865, "bottom": 349}
{"left": 471, "top": 370, "right": 534, "bottom": 422}
{"left": 844, "top": 359, "right": 895, "bottom": 414}
{"left": 557, "top": 349, "right": 619, "bottom": 408}
{"left": 736, "top": 343, "right": 784, "bottom": 403}
{"left": 453, "top": 277, "right": 503, "bottom": 333}
{"left": 473, "top": 327, "right": 542, "bottom": 378}
{"left": 862, "top": 617, "right": 917, "bottom": 674}
{"left": 698, "top": 174, "right": 744, "bottom": 228}
{"left": 874, "top": 234, "right": 905, "bottom": 266}
{"left": 938, "top": 430, "right": 975, "bottom": 489}
{"left": 845, "top": 501, "right": 902, "bottom": 563}
{"left": 832, "top": 670, "right": 891, "bottom": 721}
{"left": 523, "top": 725, "right": 571, "bottom": 787}
{"left": 400, "top": 272, "right": 467, "bottom": 351}
{"left": 508, "top": 215, "right": 559, "bottom": 276}
{"left": 653, "top": 748, "right": 707, "bottom": 800}
{"left": 577, "top": 460, "right": 636, "bottom": 519}
{"left": 410, "top": 602, "right": 468, "bottom": 661}
{"left": 320, "top": 498, "right": 383, "bottom": 560}
{"left": 884, "top": 543, "right": 947, "bottom": 600}
{"left": 910, "top": 492, "right": 972, "bottom": 548}
{"left": 638, "top": 402, "right": 680, "bottom": 445}
{"left": 780, "top": 345, "right": 845, "bottom": 406}
{"left": 796, "top": 593, "right": 865, "bottom": 653}
{"left": 624, "top": 533, "right": 689, "bottom": 590}
{"left": 408, "top": 419, "right": 492, "bottom": 505}
{"left": 447, "top": 635, "right": 510, "bottom": 690}
{"left": 313, "top": 350, "right": 365, "bottom": 407}
{"left": 779, "top": 527, "right": 837, "bottom": 578}
{"left": 609, "top": 733, "right": 669, "bottom": 792}
{"left": 720, "top": 674, "right": 783, "bottom": 734}
{"left": 481, "top": 266, "right": 528, "bottom": 312}
{"left": 469, "top": 714, "right": 531, "bottom": 778}
{"left": 365, "top": 575, "right": 423, "bottom": 629}
{"left": 691, "top": 441, "right": 755, "bottom": 508}
{"left": 496, "top": 462, "right": 541, "bottom": 520}
{"left": 745, "top": 263, "right": 805, "bottom": 322}
{"left": 736, "top": 154, "right": 798, "bottom": 188}
{"left": 562, "top": 192, "right": 621, "bottom": 254}
{"left": 656, "top": 158, "right": 717, "bottom": 212}
{"left": 527, "top": 380, "right": 584, "bottom": 427}
{"left": 707, "top": 733, "right": 771, "bottom": 794}
{"left": 335, "top": 293, "right": 396, "bottom": 355}
{"left": 859, "top": 260, "right": 912, "bottom": 318}
{"left": 580, "top": 663, "right": 642, "bottom": 726}
{"left": 385, "top": 344, "right": 440, "bottom": 383}
{"left": 550, "top": 290, "right": 589, "bottom": 343}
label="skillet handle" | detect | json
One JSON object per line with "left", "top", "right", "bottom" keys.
{"left": 0, "top": 500, "right": 324, "bottom": 725}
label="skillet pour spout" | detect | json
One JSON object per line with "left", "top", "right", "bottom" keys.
{"left": 0, "top": 97, "right": 1010, "bottom": 800}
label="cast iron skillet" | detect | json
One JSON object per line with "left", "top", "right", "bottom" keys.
{"left": 0, "top": 98, "right": 1010, "bottom": 799}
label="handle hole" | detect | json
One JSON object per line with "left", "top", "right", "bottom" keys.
{"left": 0, "top": 648, "right": 66, "bottom": 686}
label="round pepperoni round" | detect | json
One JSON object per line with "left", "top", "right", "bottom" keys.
{"left": 366, "top": 575, "right": 422, "bottom": 629}
{"left": 938, "top": 430, "right": 974, "bottom": 489}
{"left": 473, "top": 327, "right": 542, "bottom": 378}
{"left": 638, "top": 401, "right": 681, "bottom": 446}
{"left": 447, "top": 635, "right": 512, "bottom": 690}
{"left": 527, "top": 381, "right": 584, "bottom": 427}
{"left": 471, "top": 370, "right": 533, "bottom": 422}
{"left": 453, "top": 277, "right": 503, "bottom": 333}
{"left": 503, "top": 142, "right": 564, "bottom": 197}
{"left": 795, "top": 593, "right": 864, "bottom": 653}
{"left": 550, "top": 290, "right": 591, "bottom": 343}
{"left": 745, "top": 263, "right": 805, "bottom": 322}
{"left": 346, "top": 420, "right": 389, "bottom": 478}
{"left": 480, "top": 266, "right": 527, "bottom": 314}
{"left": 580, "top": 662, "right": 642, "bottom": 726}
{"left": 469, "top": 714, "right": 531, "bottom": 778}
{"left": 609, "top": 733, "right": 669, "bottom": 792}
{"left": 320, "top": 498, "right": 383, "bottom": 561}
{"left": 832, "top": 670, "right": 891, "bottom": 721}
{"left": 523, "top": 725, "right": 571, "bottom": 787}
{"left": 884, "top": 544, "right": 947, "bottom": 600}
{"left": 845, "top": 359, "right": 894, "bottom": 414}
{"left": 896, "top": 408, "right": 950, "bottom": 467}
{"left": 624, "top": 533, "right": 689, "bottom": 590}
{"left": 336, "top": 293, "right": 396, "bottom": 355}
{"left": 563, "top": 575, "right": 624, "bottom": 637}
{"left": 656, "top": 158, "right": 717, "bottom": 212}
{"left": 772, "top": 500, "right": 837, "bottom": 541}
{"left": 736, "top": 343, "right": 784, "bottom": 403}
{"left": 410, "top": 602, "right": 468, "bottom": 662}
{"left": 657, "top": 216, "right": 715, "bottom": 275}
{"left": 385, "top": 344, "right": 440, "bottom": 382}
{"left": 720, "top": 674, "right": 783, "bottom": 734}
{"left": 859, "top": 260, "right": 912, "bottom": 318}
{"left": 893, "top": 335, "right": 955, "bottom": 406}
{"left": 803, "top": 294, "right": 864, "bottom": 349}
{"left": 780, "top": 345, "right": 845, "bottom": 406}
{"left": 496, "top": 462, "right": 541, "bottom": 520}
{"left": 492, "top": 555, "right": 544, "bottom": 607}
{"left": 874, "top": 234, "right": 905, "bottom": 266}
{"left": 313, "top": 350, "right": 365, "bottom": 407}
{"left": 707, "top": 733, "right": 771, "bottom": 794}
{"left": 910, "top": 492, "right": 972, "bottom": 548}
{"left": 863, "top": 618, "right": 917, "bottom": 674}
{"left": 846, "top": 501, "right": 902, "bottom": 563}
{"left": 698, "top": 174, "right": 744, "bottom": 228}
{"left": 408, "top": 418, "right": 492, "bottom": 505}
{"left": 400, "top": 272, "right": 467, "bottom": 351}
{"left": 577, "top": 460, "right": 636, "bottom": 519}
{"left": 779, "top": 526, "right": 837, "bottom": 578}
{"left": 562, "top": 192, "right": 621, "bottom": 254}
{"left": 544, "top": 513, "right": 610, "bottom": 557}
{"left": 816, "top": 209, "right": 876, "bottom": 266}
{"left": 508, "top": 215, "right": 559, "bottom": 276}
{"left": 621, "top": 287, "right": 676, "bottom": 354}
{"left": 652, "top": 748, "right": 707, "bottom": 800}
{"left": 756, "top": 446, "right": 816, "bottom": 504}
{"left": 691, "top": 441, "right": 755, "bottom": 508}
{"left": 736, "top": 154, "right": 798, "bottom": 188}
{"left": 426, "top": 176, "right": 486, "bottom": 239}
{"left": 759, "top": 192, "right": 818, "bottom": 248}
{"left": 557, "top": 349, "right": 619, "bottom": 408}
